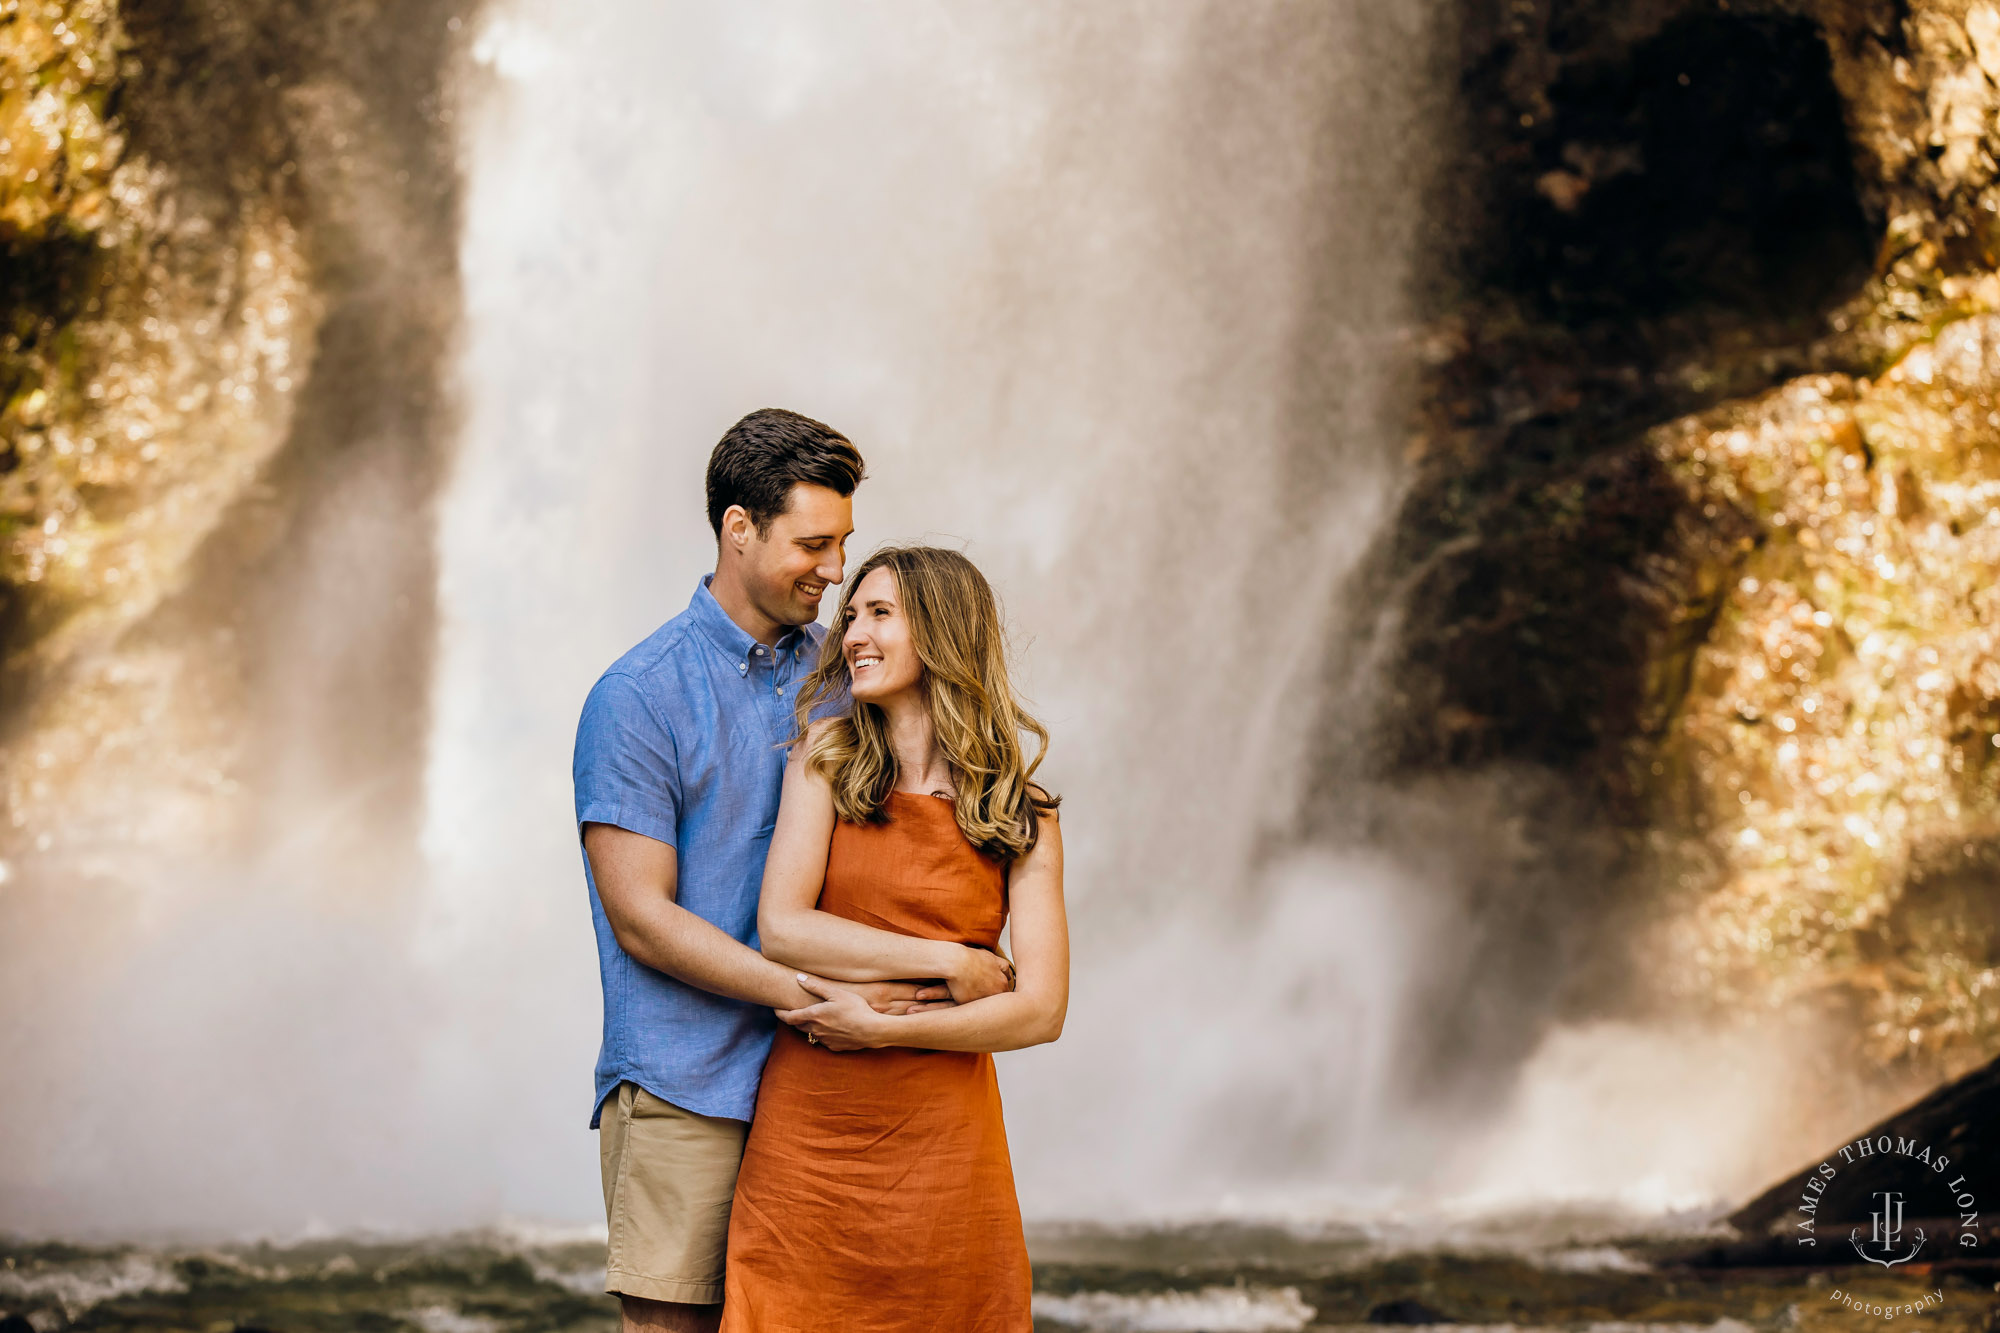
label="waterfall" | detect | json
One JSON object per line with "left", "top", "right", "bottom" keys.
{"left": 436, "top": 0, "right": 1437, "bottom": 1222}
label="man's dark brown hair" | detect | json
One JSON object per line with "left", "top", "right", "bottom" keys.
{"left": 705, "top": 408, "right": 866, "bottom": 537}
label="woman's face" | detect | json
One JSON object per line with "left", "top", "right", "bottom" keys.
{"left": 842, "top": 565, "right": 923, "bottom": 703}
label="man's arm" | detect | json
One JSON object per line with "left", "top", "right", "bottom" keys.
{"left": 584, "top": 822, "right": 942, "bottom": 1013}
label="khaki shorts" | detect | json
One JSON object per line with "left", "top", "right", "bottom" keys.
{"left": 598, "top": 1081, "right": 749, "bottom": 1304}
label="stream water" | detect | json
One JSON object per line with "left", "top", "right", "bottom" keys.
{"left": 7, "top": 1220, "right": 1994, "bottom": 1333}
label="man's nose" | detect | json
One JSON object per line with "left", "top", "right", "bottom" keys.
{"left": 820, "top": 543, "right": 847, "bottom": 583}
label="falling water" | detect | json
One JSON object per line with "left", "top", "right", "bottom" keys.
{"left": 433, "top": 0, "right": 1437, "bottom": 1226}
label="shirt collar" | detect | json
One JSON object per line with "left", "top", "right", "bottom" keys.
{"left": 689, "top": 574, "right": 816, "bottom": 665}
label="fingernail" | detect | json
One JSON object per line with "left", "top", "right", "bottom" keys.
{"left": 796, "top": 973, "right": 809, "bottom": 983}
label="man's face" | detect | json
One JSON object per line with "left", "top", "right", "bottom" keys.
{"left": 739, "top": 483, "right": 853, "bottom": 628}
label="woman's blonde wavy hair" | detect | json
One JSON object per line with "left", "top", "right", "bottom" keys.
{"left": 791, "top": 545, "right": 1058, "bottom": 861}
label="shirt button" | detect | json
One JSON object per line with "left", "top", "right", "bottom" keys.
{"left": 738, "top": 662, "right": 747, "bottom": 674}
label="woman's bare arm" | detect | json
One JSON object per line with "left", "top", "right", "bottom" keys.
{"left": 782, "top": 813, "right": 1066, "bottom": 1054}
{"left": 586, "top": 822, "right": 944, "bottom": 1014}
{"left": 757, "top": 739, "right": 1015, "bottom": 1003}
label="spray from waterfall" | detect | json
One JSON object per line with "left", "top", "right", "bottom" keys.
{"left": 437, "top": 0, "right": 1436, "bottom": 1222}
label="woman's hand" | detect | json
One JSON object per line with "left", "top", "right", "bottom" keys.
{"left": 778, "top": 973, "right": 893, "bottom": 1051}
{"left": 829, "top": 816, "right": 1065, "bottom": 1056}
{"left": 945, "top": 945, "right": 1015, "bottom": 1004}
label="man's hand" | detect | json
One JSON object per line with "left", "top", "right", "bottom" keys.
{"left": 823, "top": 979, "right": 953, "bottom": 1015}
{"left": 780, "top": 974, "right": 890, "bottom": 1050}
{"left": 944, "top": 945, "right": 1015, "bottom": 1004}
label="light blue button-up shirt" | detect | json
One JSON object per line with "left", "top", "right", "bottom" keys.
{"left": 574, "top": 575, "right": 824, "bottom": 1126}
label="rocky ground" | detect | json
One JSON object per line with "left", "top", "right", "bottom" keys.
{"left": 3, "top": 1224, "right": 1996, "bottom": 1333}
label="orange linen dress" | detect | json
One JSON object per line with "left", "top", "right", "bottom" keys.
{"left": 719, "top": 791, "right": 1033, "bottom": 1333}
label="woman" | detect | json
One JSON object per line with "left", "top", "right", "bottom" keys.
{"left": 718, "top": 545, "right": 1067, "bottom": 1333}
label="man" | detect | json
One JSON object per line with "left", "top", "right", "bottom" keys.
{"left": 573, "top": 408, "right": 1014, "bottom": 1333}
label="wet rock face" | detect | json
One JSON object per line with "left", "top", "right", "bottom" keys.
{"left": 0, "top": 0, "right": 467, "bottom": 869}
{"left": 0, "top": 0, "right": 122, "bottom": 239}
{"left": 0, "top": 156, "right": 313, "bottom": 684}
{"left": 1648, "top": 330, "right": 2000, "bottom": 1060}
{"left": 0, "top": 0, "right": 311, "bottom": 686}
{"left": 1361, "top": 0, "right": 2000, "bottom": 1076}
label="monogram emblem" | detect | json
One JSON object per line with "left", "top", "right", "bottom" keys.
{"left": 1850, "top": 1191, "right": 1927, "bottom": 1268}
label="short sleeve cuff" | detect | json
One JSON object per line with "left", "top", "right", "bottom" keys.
{"left": 578, "top": 799, "right": 678, "bottom": 849}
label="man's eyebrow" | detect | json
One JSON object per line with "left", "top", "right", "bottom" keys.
{"left": 793, "top": 530, "right": 848, "bottom": 543}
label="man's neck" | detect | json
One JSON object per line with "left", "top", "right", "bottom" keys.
{"left": 708, "top": 563, "right": 787, "bottom": 646}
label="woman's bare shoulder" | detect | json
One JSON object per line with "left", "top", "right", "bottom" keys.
{"left": 784, "top": 718, "right": 844, "bottom": 782}
{"left": 1027, "top": 782, "right": 1061, "bottom": 818}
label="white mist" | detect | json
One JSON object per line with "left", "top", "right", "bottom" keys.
{"left": 435, "top": 0, "right": 1435, "bottom": 1223}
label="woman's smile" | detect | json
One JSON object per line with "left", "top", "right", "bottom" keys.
{"left": 839, "top": 565, "right": 925, "bottom": 698}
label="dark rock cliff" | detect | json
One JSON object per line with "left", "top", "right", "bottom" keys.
{"left": 1340, "top": 0, "right": 2000, "bottom": 1098}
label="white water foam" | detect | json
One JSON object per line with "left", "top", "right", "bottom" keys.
{"left": 1034, "top": 1285, "right": 1316, "bottom": 1333}
{"left": 408, "top": 1305, "right": 504, "bottom": 1333}
{"left": 0, "top": 1253, "right": 187, "bottom": 1323}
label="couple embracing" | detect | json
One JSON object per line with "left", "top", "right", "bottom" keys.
{"left": 574, "top": 408, "right": 1066, "bottom": 1332}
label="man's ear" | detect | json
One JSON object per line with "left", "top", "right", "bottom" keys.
{"left": 721, "top": 504, "right": 755, "bottom": 553}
